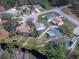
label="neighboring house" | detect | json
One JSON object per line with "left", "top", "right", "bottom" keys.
{"left": 6, "top": 8, "right": 21, "bottom": 17}
{"left": 51, "top": 17, "right": 64, "bottom": 26}
{"left": 73, "top": 27, "right": 79, "bottom": 36}
{"left": 46, "top": 26, "right": 60, "bottom": 38}
{"left": 65, "top": 37, "right": 77, "bottom": 50}
{"left": 44, "top": 12, "right": 59, "bottom": 22}
{"left": 0, "top": 29, "right": 9, "bottom": 39}
{"left": 16, "top": 23, "right": 31, "bottom": 36}
{"left": 32, "top": 5, "right": 41, "bottom": 9}
{"left": 34, "top": 23, "right": 45, "bottom": 31}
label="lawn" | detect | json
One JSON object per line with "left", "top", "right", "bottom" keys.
{"left": 37, "top": 34, "right": 48, "bottom": 44}
{"left": 23, "top": 37, "right": 37, "bottom": 49}
{"left": 62, "top": 17, "right": 77, "bottom": 35}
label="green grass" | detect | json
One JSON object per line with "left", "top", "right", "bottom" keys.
{"left": 27, "top": 37, "right": 36, "bottom": 49}
{"left": 63, "top": 18, "right": 77, "bottom": 35}
{"left": 17, "top": 36, "right": 28, "bottom": 45}
{"left": 39, "top": 34, "right": 48, "bottom": 44}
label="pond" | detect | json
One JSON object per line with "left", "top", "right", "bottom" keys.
{"left": 0, "top": 43, "right": 48, "bottom": 59}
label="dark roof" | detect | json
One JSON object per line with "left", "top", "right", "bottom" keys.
{"left": 44, "top": 12, "right": 59, "bottom": 20}
{"left": 46, "top": 26, "right": 60, "bottom": 37}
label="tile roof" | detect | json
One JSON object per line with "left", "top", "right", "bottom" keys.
{"left": 17, "top": 23, "right": 31, "bottom": 33}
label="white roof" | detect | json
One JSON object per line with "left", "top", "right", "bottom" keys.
{"left": 73, "top": 26, "right": 79, "bottom": 35}
{"left": 33, "top": 5, "right": 41, "bottom": 9}
{"left": 35, "top": 23, "right": 45, "bottom": 31}
{"left": 6, "top": 8, "right": 21, "bottom": 16}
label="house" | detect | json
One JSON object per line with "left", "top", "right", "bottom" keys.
{"left": 65, "top": 37, "right": 77, "bottom": 50}
{"left": 6, "top": 8, "right": 21, "bottom": 17}
{"left": 46, "top": 26, "right": 60, "bottom": 37}
{"left": 16, "top": 23, "right": 31, "bottom": 36}
{"left": 73, "top": 27, "right": 79, "bottom": 36}
{"left": 34, "top": 23, "right": 45, "bottom": 31}
{"left": 44, "top": 12, "right": 59, "bottom": 22}
{"left": 0, "top": 29, "right": 9, "bottom": 39}
{"left": 51, "top": 17, "right": 64, "bottom": 26}
{"left": 32, "top": 5, "right": 41, "bottom": 9}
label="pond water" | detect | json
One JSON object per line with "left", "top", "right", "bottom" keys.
{"left": 0, "top": 43, "right": 48, "bottom": 59}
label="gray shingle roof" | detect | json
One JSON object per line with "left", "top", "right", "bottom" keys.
{"left": 34, "top": 23, "right": 45, "bottom": 31}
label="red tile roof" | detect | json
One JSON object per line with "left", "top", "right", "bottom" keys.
{"left": 52, "top": 17, "right": 64, "bottom": 25}
{"left": 17, "top": 23, "right": 31, "bottom": 33}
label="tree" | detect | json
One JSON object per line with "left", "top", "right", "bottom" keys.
{"left": 43, "top": 40, "right": 66, "bottom": 59}
{"left": 71, "top": 0, "right": 79, "bottom": 16}
{"left": 0, "top": 13, "right": 13, "bottom": 20}
{"left": 3, "top": 20, "right": 20, "bottom": 37}
{"left": 40, "top": 0, "right": 49, "bottom": 8}
{"left": 49, "top": 0, "right": 70, "bottom": 6}
{"left": 0, "top": 0, "right": 16, "bottom": 9}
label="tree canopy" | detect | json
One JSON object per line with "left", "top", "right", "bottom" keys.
{"left": 43, "top": 40, "right": 66, "bottom": 59}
